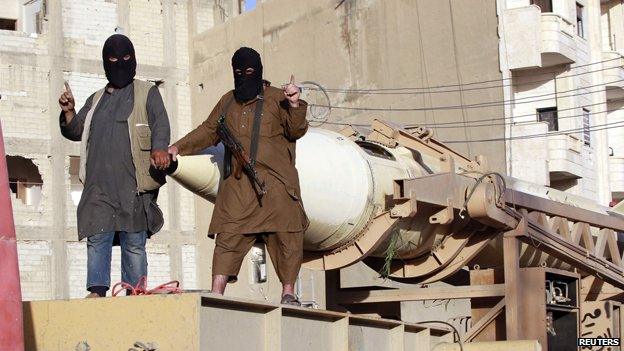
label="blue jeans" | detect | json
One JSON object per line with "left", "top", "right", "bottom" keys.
{"left": 86, "top": 231, "right": 148, "bottom": 291}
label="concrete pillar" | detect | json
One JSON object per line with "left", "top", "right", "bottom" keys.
{"left": 162, "top": 0, "right": 183, "bottom": 285}
{"left": 187, "top": 0, "right": 214, "bottom": 290}
{"left": 588, "top": 0, "right": 612, "bottom": 205}
{"left": 189, "top": 0, "right": 199, "bottom": 37}
{"left": 116, "top": 0, "right": 130, "bottom": 34}
{"left": 46, "top": 0, "right": 68, "bottom": 299}
{"left": 497, "top": 0, "right": 513, "bottom": 177}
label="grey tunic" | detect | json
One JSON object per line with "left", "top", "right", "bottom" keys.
{"left": 60, "top": 82, "right": 170, "bottom": 240}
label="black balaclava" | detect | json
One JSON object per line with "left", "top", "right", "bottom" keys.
{"left": 102, "top": 34, "right": 137, "bottom": 88}
{"left": 231, "top": 47, "right": 263, "bottom": 102}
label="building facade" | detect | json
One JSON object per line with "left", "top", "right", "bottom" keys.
{"left": 0, "top": 0, "right": 203, "bottom": 300}
{"left": 499, "top": 0, "right": 624, "bottom": 205}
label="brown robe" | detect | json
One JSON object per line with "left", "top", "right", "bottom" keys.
{"left": 174, "top": 86, "right": 309, "bottom": 235}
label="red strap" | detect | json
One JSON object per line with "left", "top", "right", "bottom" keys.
{"left": 111, "top": 276, "right": 182, "bottom": 296}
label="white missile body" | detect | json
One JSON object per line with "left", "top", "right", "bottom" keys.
{"left": 168, "top": 127, "right": 615, "bottom": 278}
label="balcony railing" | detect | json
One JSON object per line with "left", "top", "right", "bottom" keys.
{"left": 504, "top": 6, "right": 577, "bottom": 70}
{"left": 539, "top": 13, "right": 577, "bottom": 67}
{"left": 603, "top": 51, "right": 624, "bottom": 101}
{"left": 548, "top": 133, "right": 583, "bottom": 181}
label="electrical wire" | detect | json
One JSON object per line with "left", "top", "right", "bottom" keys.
{"left": 447, "top": 0, "right": 471, "bottom": 157}
{"left": 444, "top": 119, "right": 624, "bottom": 144}
{"left": 323, "top": 102, "right": 623, "bottom": 130}
{"left": 302, "top": 76, "right": 624, "bottom": 128}
{"left": 418, "top": 320, "right": 464, "bottom": 351}
{"left": 302, "top": 56, "right": 623, "bottom": 93}
{"left": 405, "top": 99, "right": 624, "bottom": 128}
{"left": 319, "top": 115, "right": 624, "bottom": 144}
{"left": 425, "top": 105, "right": 620, "bottom": 129}
{"left": 308, "top": 78, "right": 624, "bottom": 112}
{"left": 319, "top": 98, "right": 624, "bottom": 128}
{"left": 459, "top": 172, "right": 507, "bottom": 219}
{"left": 305, "top": 63, "right": 624, "bottom": 95}
{"left": 314, "top": 115, "right": 624, "bottom": 145}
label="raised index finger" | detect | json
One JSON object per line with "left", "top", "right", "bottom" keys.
{"left": 290, "top": 74, "right": 295, "bottom": 85}
{"left": 64, "top": 81, "right": 73, "bottom": 96}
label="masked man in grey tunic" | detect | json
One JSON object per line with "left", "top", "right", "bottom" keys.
{"left": 59, "top": 34, "right": 171, "bottom": 297}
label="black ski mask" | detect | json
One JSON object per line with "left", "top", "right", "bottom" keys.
{"left": 102, "top": 34, "right": 137, "bottom": 88}
{"left": 231, "top": 47, "right": 263, "bottom": 102}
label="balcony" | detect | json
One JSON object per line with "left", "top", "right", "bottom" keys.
{"left": 548, "top": 134, "right": 584, "bottom": 181}
{"left": 603, "top": 51, "right": 624, "bottom": 101}
{"left": 609, "top": 157, "right": 624, "bottom": 200}
{"left": 503, "top": 6, "right": 577, "bottom": 70}
{"left": 540, "top": 13, "right": 577, "bottom": 67}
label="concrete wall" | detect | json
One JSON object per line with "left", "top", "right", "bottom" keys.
{"left": 608, "top": 101, "right": 624, "bottom": 157}
{"left": 608, "top": 100, "right": 624, "bottom": 199}
{"left": 0, "top": 0, "right": 198, "bottom": 300}
{"left": 189, "top": 0, "right": 506, "bottom": 171}
{"left": 601, "top": 0, "right": 624, "bottom": 52}
{"left": 602, "top": 1, "right": 624, "bottom": 201}
{"left": 0, "top": 0, "right": 18, "bottom": 21}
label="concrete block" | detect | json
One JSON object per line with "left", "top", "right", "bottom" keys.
{"left": 23, "top": 293, "right": 452, "bottom": 350}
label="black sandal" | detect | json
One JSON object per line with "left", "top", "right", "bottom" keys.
{"left": 280, "top": 294, "right": 301, "bottom": 306}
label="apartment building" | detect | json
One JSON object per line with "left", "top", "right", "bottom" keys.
{"left": 0, "top": 0, "right": 202, "bottom": 300}
{"left": 499, "top": 0, "right": 624, "bottom": 205}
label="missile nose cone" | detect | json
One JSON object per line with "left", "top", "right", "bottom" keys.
{"left": 163, "top": 153, "right": 223, "bottom": 202}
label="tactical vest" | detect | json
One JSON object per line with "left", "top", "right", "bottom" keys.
{"left": 78, "top": 80, "right": 163, "bottom": 192}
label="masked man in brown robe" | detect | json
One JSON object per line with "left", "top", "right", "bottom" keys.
{"left": 168, "top": 47, "right": 308, "bottom": 305}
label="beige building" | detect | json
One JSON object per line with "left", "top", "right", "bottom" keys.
{"left": 0, "top": 0, "right": 200, "bottom": 300}
{"left": 500, "top": 0, "right": 624, "bottom": 205}
{"left": 1, "top": 0, "right": 623, "bottom": 330}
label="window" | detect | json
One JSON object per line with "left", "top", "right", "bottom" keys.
{"left": 0, "top": 1, "right": 43, "bottom": 34}
{"left": 576, "top": 3, "right": 584, "bottom": 38}
{"left": 6, "top": 155, "right": 43, "bottom": 206}
{"left": 583, "top": 108, "right": 590, "bottom": 146}
{"left": 22, "top": 0, "right": 44, "bottom": 35}
{"left": 538, "top": 107, "right": 559, "bottom": 131}
{"left": 69, "top": 156, "right": 82, "bottom": 206}
{"left": 0, "top": 18, "right": 16, "bottom": 31}
{"left": 531, "top": 0, "right": 553, "bottom": 12}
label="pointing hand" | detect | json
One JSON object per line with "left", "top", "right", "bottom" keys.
{"left": 282, "top": 74, "right": 301, "bottom": 108}
{"left": 59, "top": 81, "right": 75, "bottom": 113}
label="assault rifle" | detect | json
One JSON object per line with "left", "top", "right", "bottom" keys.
{"left": 217, "top": 116, "right": 268, "bottom": 198}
